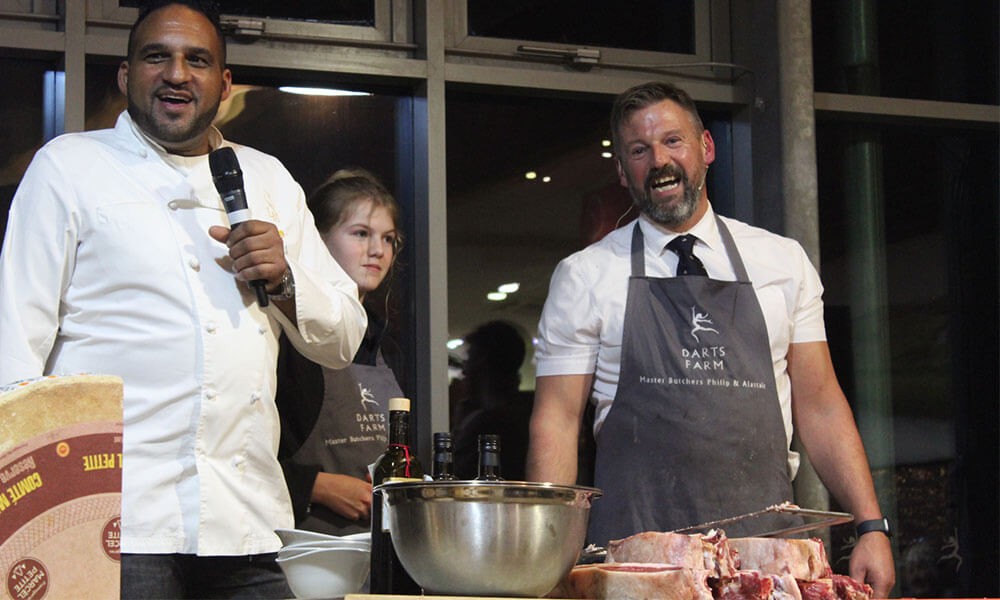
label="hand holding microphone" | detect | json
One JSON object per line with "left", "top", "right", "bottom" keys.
{"left": 209, "top": 147, "right": 281, "bottom": 307}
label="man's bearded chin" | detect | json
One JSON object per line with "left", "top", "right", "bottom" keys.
{"left": 631, "top": 165, "right": 705, "bottom": 227}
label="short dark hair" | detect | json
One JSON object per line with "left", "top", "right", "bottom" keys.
{"left": 127, "top": 0, "right": 226, "bottom": 64}
{"left": 610, "top": 81, "right": 704, "bottom": 157}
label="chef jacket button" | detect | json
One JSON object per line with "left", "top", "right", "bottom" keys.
{"left": 257, "top": 325, "right": 267, "bottom": 335}
{"left": 232, "top": 456, "right": 245, "bottom": 470}
{"left": 168, "top": 200, "right": 178, "bottom": 210}
{"left": 188, "top": 257, "right": 200, "bottom": 270}
{"left": 204, "top": 389, "right": 217, "bottom": 401}
{"left": 205, "top": 322, "right": 216, "bottom": 334}
{"left": 250, "top": 391, "right": 261, "bottom": 403}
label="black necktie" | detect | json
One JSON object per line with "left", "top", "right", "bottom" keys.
{"left": 667, "top": 234, "right": 708, "bottom": 276}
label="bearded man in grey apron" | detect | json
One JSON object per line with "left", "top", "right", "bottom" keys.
{"left": 527, "top": 81, "right": 895, "bottom": 597}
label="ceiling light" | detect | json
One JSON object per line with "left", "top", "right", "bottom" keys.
{"left": 601, "top": 151, "right": 613, "bottom": 159}
{"left": 278, "top": 86, "right": 372, "bottom": 96}
{"left": 497, "top": 282, "right": 520, "bottom": 294}
{"left": 524, "top": 171, "right": 537, "bottom": 180}
{"left": 601, "top": 139, "right": 612, "bottom": 147}
{"left": 487, "top": 292, "right": 508, "bottom": 301}
{"left": 542, "top": 176, "right": 551, "bottom": 183}
{"left": 446, "top": 338, "right": 464, "bottom": 350}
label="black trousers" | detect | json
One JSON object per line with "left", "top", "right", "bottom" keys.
{"left": 120, "top": 553, "right": 292, "bottom": 599}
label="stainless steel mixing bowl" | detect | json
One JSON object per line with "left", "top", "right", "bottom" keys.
{"left": 376, "top": 480, "right": 601, "bottom": 597}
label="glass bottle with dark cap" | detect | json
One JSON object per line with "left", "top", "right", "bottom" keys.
{"left": 370, "top": 397, "right": 423, "bottom": 594}
{"left": 475, "top": 434, "right": 503, "bottom": 481}
{"left": 432, "top": 432, "right": 457, "bottom": 480}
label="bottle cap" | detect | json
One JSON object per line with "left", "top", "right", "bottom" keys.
{"left": 388, "top": 397, "right": 410, "bottom": 412}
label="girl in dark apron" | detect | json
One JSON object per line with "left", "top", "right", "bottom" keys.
{"left": 587, "top": 219, "right": 801, "bottom": 546}
{"left": 276, "top": 168, "right": 405, "bottom": 536}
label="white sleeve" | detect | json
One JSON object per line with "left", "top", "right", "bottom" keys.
{"left": 265, "top": 169, "right": 368, "bottom": 370}
{"left": 534, "top": 254, "right": 602, "bottom": 376}
{"left": 790, "top": 243, "right": 827, "bottom": 344}
{"left": 0, "top": 146, "right": 77, "bottom": 383}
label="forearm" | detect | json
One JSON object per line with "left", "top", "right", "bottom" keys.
{"left": 790, "top": 343, "right": 883, "bottom": 520}
{"left": 526, "top": 411, "right": 579, "bottom": 484}
{"left": 796, "top": 397, "right": 882, "bottom": 521}
{"left": 789, "top": 342, "right": 895, "bottom": 596}
{"left": 525, "top": 374, "right": 591, "bottom": 485}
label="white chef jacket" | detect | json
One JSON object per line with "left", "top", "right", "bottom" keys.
{"left": 534, "top": 206, "right": 827, "bottom": 477}
{"left": 0, "top": 112, "right": 368, "bottom": 555}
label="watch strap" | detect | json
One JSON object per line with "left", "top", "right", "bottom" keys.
{"left": 856, "top": 517, "right": 891, "bottom": 538}
{"left": 268, "top": 268, "right": 295, "bottom": 301}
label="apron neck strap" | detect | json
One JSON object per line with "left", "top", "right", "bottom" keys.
{"left": 716, "top": 219, "right": 750, "bottom": 281}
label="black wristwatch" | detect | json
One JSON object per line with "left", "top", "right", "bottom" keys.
{"left": 856, "top": 517, "right": 892, "bottom": 538}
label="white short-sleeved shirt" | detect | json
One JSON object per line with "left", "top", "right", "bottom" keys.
{"left": 535, "top": 206, "right": 827, "bottom": 476}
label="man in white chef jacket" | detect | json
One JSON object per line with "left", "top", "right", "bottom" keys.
{"left": 0, "top": 1, "right": 368, "bottom": 597}
{"left": 527, "top": 81, "right": 896, "bottom": 597}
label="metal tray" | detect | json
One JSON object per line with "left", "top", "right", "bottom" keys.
{"left": 670, "top": 501, "right": 854, "bottom": 537}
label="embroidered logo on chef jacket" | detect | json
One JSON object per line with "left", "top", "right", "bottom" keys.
{"left": 689, "top": 305, "right": 720, "bottom": 342}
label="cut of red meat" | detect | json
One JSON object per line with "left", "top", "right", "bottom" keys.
{"left": 831, "top": 574, "right": 874, "bottom": 600}
{"left": 606, "top": 530, "right": 738, "bottom": 577}
{"left": 565, "top": 531, "right": 866, "bottom": 600}
{"left": 713, "top": 570, "right": 776, "bottom": 600}
{"left": 728, "top": 537, "right": 832, "bottom": 581}
{"left": 797, "top": 578, "right": 838, "bottom": 600}
{"left": 769, "top": 573, "right": 804, "bottom": 600}
{"left": 551, "top": 563, "right": 715, "bottom": 600}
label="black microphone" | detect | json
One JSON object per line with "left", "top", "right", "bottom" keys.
{"left": 209, "top": 147, "right": 269, "bottom": 307}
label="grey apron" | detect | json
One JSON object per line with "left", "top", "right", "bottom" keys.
{"left": 587, "top": 220, "right": 799, "bottom": 546}
{"left": 293, "top": 353, "right": 402, "bottom": 535}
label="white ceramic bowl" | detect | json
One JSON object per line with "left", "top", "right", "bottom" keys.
{"left": 275, "top": 528, "right": 370, "bottom": 547}
{"left": 276, "top": 546, "right": 370, "bottom": 599}
{"left": 278, "top": 540, "right": 371, "bottom": 557}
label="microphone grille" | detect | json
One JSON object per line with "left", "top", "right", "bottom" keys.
{"left": 208, "top": 146, "right": 239, "bottom": 176}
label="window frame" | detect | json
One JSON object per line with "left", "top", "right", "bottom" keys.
{"left": 87, "top": 0, "right": 409, "bottom": 45}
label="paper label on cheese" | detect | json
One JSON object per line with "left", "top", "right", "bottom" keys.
{"left": 1, "top": 421, "right": 122, "bottom": 600}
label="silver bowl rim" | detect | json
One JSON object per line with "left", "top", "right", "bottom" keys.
{"left": 374, "top": 479, "right": 601, "bottom": 494}
{"left": 374, "top": 479, "right": 602, "bottom": 505}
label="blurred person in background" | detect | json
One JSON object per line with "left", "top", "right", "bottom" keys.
{"left": 452, "top": 320, "right": 534, "bottom": 480}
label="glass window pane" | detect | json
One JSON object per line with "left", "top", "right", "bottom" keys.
{"left": 118, "top": 0, "right": 376, "bottom": 26}
{"left": 817, "top": 121, "right": 999, "bottom": 597}
{"left": 812, "top": 2, "right": 999, "bottom": 104}
{"left": 467, "top": 0, "right": 695, "bottom": 55}
{"left": 0, "top": 57, "right": 55, "bottom": 245}
{"left": 85, "top": 63, "right": 399, "bottom": 213}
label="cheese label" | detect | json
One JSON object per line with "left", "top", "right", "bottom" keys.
{"left": 1, "top": 422, "right": 122, "bottom": 600}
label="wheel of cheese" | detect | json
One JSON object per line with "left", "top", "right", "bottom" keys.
{"left": 0, "top": 374, "right": 123, "bottom": 600}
